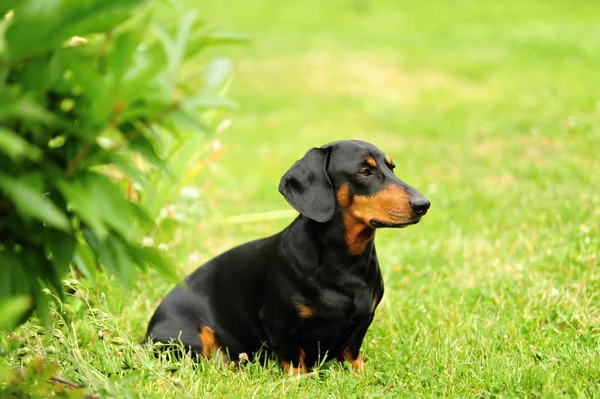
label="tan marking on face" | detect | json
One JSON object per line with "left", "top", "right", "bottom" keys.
{"left": 385, "top": 154, "right": 393, "bottom": 166}
{"left": 336, "top": 183, "right": 375, "bottom": 255}
{"left": 365, "top": 157, "right": 377, "bottom": 167}
{"left": 342, "top": 347, "right": 364, "bottom": 372}
{"left": 351, "top": 185, "right": 413, "bottom": 225}
{"left": 198, "top": 326, "right": 219, "bottom": 358}
{"left": 336, "top": 183, "right": 415, "bottom": 255}
{"left": 281, "top": 348, "right": 307, "bottom": 375}
{"left": 296, "top": 304, "right": 316, "bottom": 318}
{"left": 336, "top": 183, "right": 351, "bottom": 207}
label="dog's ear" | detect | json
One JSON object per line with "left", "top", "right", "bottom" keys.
{"left": 278, "top": 147, "right": 335, "bottom": 223}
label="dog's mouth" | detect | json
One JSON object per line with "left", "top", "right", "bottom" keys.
{"left": 369, "top": 218, "right": 421, "bottom": 229}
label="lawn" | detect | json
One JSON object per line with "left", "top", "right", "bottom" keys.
{"left": 2, "top": 0, "right": 600, "bottom": 397}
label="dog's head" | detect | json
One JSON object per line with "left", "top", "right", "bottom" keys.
{"left": 279, "top": 140, "right": 430, "bottom": 253}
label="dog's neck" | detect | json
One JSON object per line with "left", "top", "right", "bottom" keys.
{"left": 286, "top": 214, "right": 377, "bottom": 271}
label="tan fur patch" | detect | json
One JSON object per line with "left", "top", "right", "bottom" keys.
{"left": 372, "top": 295, "right": 379, "bottom": 311}
{"left": 336, "top": 183, "right": 375, "bottom": 255}
{"left": 336, "top": 183, "right": 413, "bottom": 255}
{"left": 351, "top": 185, "right": 412, "bottom": 225}
{"left": 365, "top": 157, "right": 377, "bottom": 167}
{"left": 342, "top": 347, "right": 364, "bottom": 372}
{"left": 336, "top": 183, "right": 352, "bottom": 207}
{"left": 296, "top": 304, "right": 316, "bottom": 318}
{"left": 281, "top": 348, "right": 307, "bottom": 375}
{"left": 343, "top": 212, "right": 376, "bottom": 256}
{"left": 385, "top": 154, "right": 393, "bottom": 166}
{"left": 198, "top": 326, "right": 219, "bottom": 358}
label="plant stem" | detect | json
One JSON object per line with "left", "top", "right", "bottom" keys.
{"left": 64, "top": 141, "right": 93, "bottom": 176}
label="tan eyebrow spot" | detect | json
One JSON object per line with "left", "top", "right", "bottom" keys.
{"left": 296, "top": 304, "right": 316, "bottom": 318}
{"left": 366, "top": 157, "right": 377, "bottom": 167}
{"left": 385, "top": 154, "right": 393, "bottom": 166}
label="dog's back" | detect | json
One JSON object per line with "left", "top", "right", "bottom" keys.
{"left": 144, "top": 235, "right": 276, "bottom": 357}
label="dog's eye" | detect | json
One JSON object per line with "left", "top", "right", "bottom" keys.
{"left": 359, "top": 168, "right": 373, "bottom": 177}
{"left": 389, "top": 163, "right": 396, "bottom": 171}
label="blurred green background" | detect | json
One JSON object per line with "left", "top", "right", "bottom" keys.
{"left": 177, "top": 0, "right": 599, "bottom": 262}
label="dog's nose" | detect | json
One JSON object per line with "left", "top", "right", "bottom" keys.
{"left": 410, "top": 198, "right": 431, "bottom": 216}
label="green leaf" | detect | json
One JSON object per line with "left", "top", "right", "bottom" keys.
{"left": 182, "top": 93, "right": 237, "bottom": 112}
{"left": 5, "top": 0, "right": 64, "bottom": 59}
{"left": 203, "top": 56, "right": 234, "bottom": 92}
{"left": 62, "top": 0, "right": 147, "bottom": 38}
{"left": 0, "top": 91, "right": 57, "bottom": 126}
{"left": 59, "top": 51, "right": 111, "bottom": 126}
{"left": 0, "top": 250, "right": 32, "bottom": 297}
{"left": 57, "top": 173, "right": 135, "bottom": 241}
{"left": 0, "top": 127, "right": 43, "bottom": 162}
{"left": 32, "top": 283, "right": 50, "bottom": 326}
{"left": 203, "top": 31, "right": 249, "bottom": 45}
{"left": 16, "top": 95, "right": 58, "bottom": 125}
{"left": 47, "top": 229, "right": 76, "bottom": 278}
{"left": 129, "top": 134, "right": 165, "bottom": 167}
{"left": 22, "top": 250, "right": 64, "bottom": 302}
{"left": 108, "top": 30, "right": 137, "bottom": 82}
{"left": 107, "top": 153, "right": 147, "bottom": 186}
{"left": 130, "top": 202, "right": 154, "bottom": 230}
{"left": 185, "top": 31, "right": 248, "bottom": 60}
{"left": 89, "top": 233, "right": 136, "bottom": 289}
{"left": 128, "top": 245, "right": 177, "bottom": 282}
{"left": 56, "top": 177, "right": 106, "bottom": 238}
{"left": 153, "top": 10, "right": 197, "bottom": 91}
{"left": 88, "top": 173, "right": 137, "bottom": 241}
{"left": 165, "top": 110, "right": 208, "bottom": 133}
{"left": 0, "top": 1, "right": 20, "bottom": 16}
{"left": 6, "top": 0, "right": 146, "bottom": 59}
{"left": 14, "top": 56, "right": 53, "bottom": 93}
{"left": 0, "top": 173, "right": 70, "bottom": 231}
{"left": 121, "top": 42, "right": 167, "bottom": 101}
{"left": 0, "top": 17, "right": 12, "bottom": 85}
{"left": 152, "top": 24, "right": 176, "bottom": 91}
{"left": 0, "top": 296, "right": 34, "bottom": 332}
{"left": 73, "top": 240, "right": 97, "bottom": 282}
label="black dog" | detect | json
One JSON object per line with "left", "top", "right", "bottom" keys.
{"left": 143, "top": 140, "right": 430, "bottom": 374}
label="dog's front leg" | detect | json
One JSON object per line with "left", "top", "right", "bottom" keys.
{"left": 260, "top": 307, "right": 306, "bottom": 375}
{"left": 339, "top": 321, "right": 372, "bottom": 372}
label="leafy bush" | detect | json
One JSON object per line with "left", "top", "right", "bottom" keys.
{"left": 0, "top": 0, "right": 241, "bottom": 331}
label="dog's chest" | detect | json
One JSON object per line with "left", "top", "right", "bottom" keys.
{"left": 296, "top": 286, "right": 372, "bottom": 353}
{"left": 307, "top": 280, "right": 374, "bottom": 332}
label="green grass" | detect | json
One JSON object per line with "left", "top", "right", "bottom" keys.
{"left": 3, "top": 0, "right": 600, "bottom": 397}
